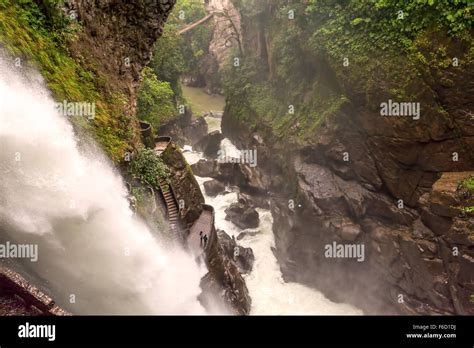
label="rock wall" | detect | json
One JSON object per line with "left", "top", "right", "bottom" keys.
{"left": 66, "top": 0, "right": 177, "bottom": 145}
{"left": 160, "top": 145, "right": 251, "bottom": 314}
{"left": 222, "top": 2, "right": 474, "bottom": 314}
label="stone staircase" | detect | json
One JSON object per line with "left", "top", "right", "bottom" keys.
{"left": 158, "top": 178, "right": 183, "bottom": 243}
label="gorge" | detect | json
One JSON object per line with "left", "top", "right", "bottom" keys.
{"left": 0, "top": 0, "right": 473, "bottom": 317}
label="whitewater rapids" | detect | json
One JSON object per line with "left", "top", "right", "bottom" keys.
{"left": 184, "top": 139, "right": 362, "bottom": 315}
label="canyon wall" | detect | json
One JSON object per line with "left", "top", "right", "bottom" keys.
{"left": 222, "top": 0, "right": 474, "bottom": 314}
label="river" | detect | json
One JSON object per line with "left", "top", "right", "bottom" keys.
{"left": 182, "top": 86, "right": 362, "bottom": 315}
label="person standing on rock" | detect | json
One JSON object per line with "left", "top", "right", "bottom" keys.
{"left": 203, "top": 234, "right": 208, "bottom": 249}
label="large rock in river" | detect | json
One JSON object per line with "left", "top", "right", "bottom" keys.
{"left": 225, "top": 202, "right": 260, "bottom": 229}
{"left": 203, "top": 179, "right": 226, "bottom": 197}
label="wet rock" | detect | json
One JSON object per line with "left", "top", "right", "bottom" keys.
{"left": 220, "top": 6, "right": 474, "bottom": 314}
{"left": 225, "top": 202, "right": 260, "bottom": 229}
{"left": 194, "top": 130, "right": 222, "bottom": 157}
{"left": 237, "top": 192, "right": 270, "bottom": 209}
{"left": 236, "top": 231, "right": 259, "bottom": 240}
{"left": 430, "top": 172, "right": 474, "bottom": 217}
{"left": 207, "top": 111, "right": 223, "bottom": 118}
{"left": 339, "top": 222, "right": 362, "bottom": 242}
{"left": 203, "top": 179, "right": 226, "bottom": 197}
{"left": 191, "top": 159, "right": 219, "bottom": 177}
{"left": 160, "top": 142, "right": 204, "bottom": 226}
{"left": 183, "top": 117, "right": 208, "bottom": 146}
{"left": 217, "top": 230, "right": 255, "bottom": 274}
{"left": 157, "top": 110, "right": 209, "bottom": 148}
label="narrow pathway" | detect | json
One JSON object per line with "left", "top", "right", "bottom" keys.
{"left": 154, "top": 137, "right": 213, "bottom": 253}
{"left": 155, "top": 140, "right": 169, "bottom": 155}
{"left": 187, "top": 208, "right": 213, "bottom": 256}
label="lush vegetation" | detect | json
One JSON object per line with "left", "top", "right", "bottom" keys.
{"left": 161, "top": 0, "right": 213, "bottom": 87}
{"left": 460, "top": 176, "right": 474, "bottom": 190}
{"left": 0, "top": 0, "right": 134, "bottom": 162}
{"left": 137, "top": 0, "right": 214, "bottom": 126}
{"left": 223, "top": 0, "right": 473, "bottom": 142}
{"left": 129, "top": 148, "right": 171, "bottom": 188}
{"left": 149, "top": 29, "right": 187, "bottom": 96}
{"left": 137, "top": 67, "right": 176, "bottom": 130}
{"left": 305, "top": 0, "right": 473, "bottom": 59}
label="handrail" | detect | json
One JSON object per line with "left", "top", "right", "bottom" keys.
{"left": 139, "top": 121, "right": 154, "bottom": 148}
{"left": 202, "top": 204, "right": 216, "bottom": 250}
{"left": 155, "top": 135, "right": 172, "bottom": 144}
{"left": 139, "top": 120, "right": 152, "bottom": 134}
{"left": 168, "top": 182, "right": 183, "bottom": 218}
{"left": 154, "top": 136, "right": 172, "bottom": 155}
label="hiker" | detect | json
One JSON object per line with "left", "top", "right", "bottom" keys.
{"left": 203, "top": 234, "right": 208, "bottom": 248}
{"left": 199, "top": 231, "right": 203, "bottom": 246}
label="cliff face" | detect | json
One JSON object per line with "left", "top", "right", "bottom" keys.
{"left": 1, "top": 0, "right": 176, "bottom": 161}
{"left": 222, "top": 1, "right": 474, "bottom": 314}
{"left": 0, "top": 0, "right": 178, "bottom": 314}
{"left": 69, "top": 0, "right": 175, "bottom": 107}
{"left": 160, "top": 144, "right": 251, "bottom": 314}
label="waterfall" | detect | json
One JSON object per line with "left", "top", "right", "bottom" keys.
{"left": 0, "top": 56, "right": 207, "bottom": 314}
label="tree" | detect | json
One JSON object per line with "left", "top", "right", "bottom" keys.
{"left": 137, "top": 67, "right": 176, "bottom": 130}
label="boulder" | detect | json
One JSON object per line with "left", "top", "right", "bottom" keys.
{"left": 183, "top": 117, "right": 208, "bottom": 146}
{"left": 194, "top": 130, "right": 222, "bottom": 157}
{"left": 217, "top": 230, "right": 255, "bottom": 274}
{"left": 237, "top": 192, "right": 270, "bottom": 209}
{"left": 225, "top": 202, "right": 260, "bottom": 229}
{"left": 191, "top": 159, "right": 219, "bottom": 177}
{"left": 203, "top": 179, "right": 226, "bottom": 197}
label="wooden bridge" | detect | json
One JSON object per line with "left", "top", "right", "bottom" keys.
{"left": 177, "top": 13, "right": 215, "bottom": 35}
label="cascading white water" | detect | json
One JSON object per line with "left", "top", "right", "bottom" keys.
{"left": 184, "top": 139, "right": 362, "bottom": 315}
{"left": 0, "top": 57, "right": 208, "bottom": 314}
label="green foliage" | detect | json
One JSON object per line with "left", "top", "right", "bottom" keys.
{"left": 137, "top": 67, "right": 177, "bottom": 130}
{"left": 149, "top": 28, "right": 186, "bottom": 95}
{"left": 148, "top": 0, "right": 214, "bottom": 99}
{"left": 0, "top": 0, "right": 132, "bottom": 162}
{"left": 168, "top": 0, "right": 213, "bottom": 74}
{"left": 224, "top": 0, "right": 473, "bottom": 145}
{"left": 143, "top": 0, "right": 214, "bottom": 119}
{"left": 305, "top": 0, "right": 473, "bottom": 58}
{"left": 460, "top": 176, "right": 474, "bottom": 190}
{"left": 462, "top": 206, "right": 474, "bottom": 213}
{"left": 129, "top": 148, "right": 171, "bottom": 188}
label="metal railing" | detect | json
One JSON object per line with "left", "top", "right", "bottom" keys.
{"left": 0, "top": 266, "right": 71, "bottom": 315}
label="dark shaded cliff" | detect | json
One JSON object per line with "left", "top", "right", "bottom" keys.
{"left": 222, "top": 0, "right": 473, "bottom": 314}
